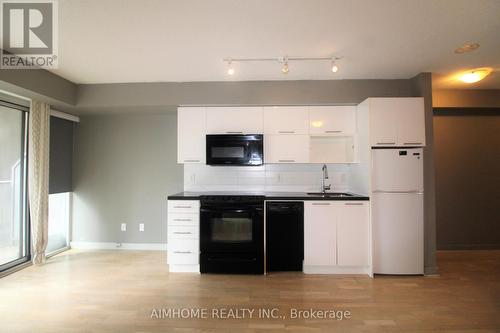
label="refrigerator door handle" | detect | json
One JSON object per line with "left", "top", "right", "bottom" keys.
{"left": 373, "top": 190, "right": 423, "bottom": 194}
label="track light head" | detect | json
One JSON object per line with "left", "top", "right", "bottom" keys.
{"left": 281, "top": 56, "right": 289, "bottom": 74}
{"left": 331, "top": 58, "right": 339, "bottom": 73}
{"left": 227, "top": 60, "right": 235, "bottom": 75}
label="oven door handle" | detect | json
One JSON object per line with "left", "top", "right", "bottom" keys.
{"left": 200, "top": 208, "right": 249, "bottom": 214}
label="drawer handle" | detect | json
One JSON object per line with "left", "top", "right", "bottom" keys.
{"left": 183, "top": 159, "right": 200, "bottom": 162}
{"left": 345, "top": 202, "right": 363, "bottom": 206}
{"left": 312, "top": 202, "right": 331, "bottom": 206}
{"left": 226, "top": 131, "right": 243, "bottom": 134}
{"left": 173, "top": 218, "right": 192, "bottom": 222}
{"left": 376, "top": 142, "right": 396, "bottom": 145}
{"left": 325, "top": 130, "right": 342, "bottom": 133}
{"left": 173, "top": 251, "right": 192, "bottom": 254}
{"left": 278, "top": 130, "right": 295, "bottom": 134}
{"left": 173, "top": 206, "right": 192, "bottom": 209}
{"left": 404, "top": 142, "right": 422, "bottom": 145}
{"left": 278, "top": 159, "right": 296, "bottom": 162}
{"left": 173, "top": 232, "right": 192, "bottom": 235}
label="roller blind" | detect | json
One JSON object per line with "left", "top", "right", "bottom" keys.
{"left": 49, "top": 116, "right": 74, "bottom": 194}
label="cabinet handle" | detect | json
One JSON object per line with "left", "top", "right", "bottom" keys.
{"left": 312, "top": 202, "right": 331, "bottom": 206}
{"left": 404, "top": 142, "right": 422, "bottom": 145}
{"left": 226, "top": 131, "right": 243, "bottom": 134}
{"left": 183, "top": 159, "right": 200, "bottom": 162}
{"left": 173, "top": 206, "right": 192, "bottom": 209}
{"left": 278, "top": 159, "right": 296, "bottom": 162}
{"left": 376, "top": 142, "right": 396, "bottom": 145}
{"left": 173, "top": 218, "right": 192, "bottom": 222}
{"left": 173, "top": 251, "right": 192, "bottom": 254}
{"left": 325, "top": 130, "right": 342, "bottom": 133}
{"left": 345, "top": 202, "right": 364, "bottom": 206}
{"left": 173, "top": 232, "right": 192, "bottom": 235}
{"left": 278, "top": 130, "right": 295, "bottom": 134}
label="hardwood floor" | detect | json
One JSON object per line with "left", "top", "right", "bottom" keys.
{"left": 1, "top": 250, "right": 499, "bottom": 332}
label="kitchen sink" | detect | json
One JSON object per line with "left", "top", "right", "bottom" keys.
{"left": 306, "top": 192, "right": 354, "bottom": 197}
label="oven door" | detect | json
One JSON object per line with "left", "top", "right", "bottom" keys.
{"left": 200, "top": 204, "right": 264, "bottom": 254}
{"left": 206, "top": 134, "right": 263, "bottom": 166}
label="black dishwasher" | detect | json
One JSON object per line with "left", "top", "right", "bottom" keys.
{"left": 266, "top": 201, "right": 304, "bottom": 272}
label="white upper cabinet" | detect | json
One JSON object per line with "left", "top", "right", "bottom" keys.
{"left": 265, "top": 134, "right": 309, "bottom": 163}
{"left": 264, "top": 106, "right": 309, "bottom": 134}
{"left": 309, "top": 106, "right": 357, "bottom": 135}
{"left": 206, "top": 107, "right": 264, "bottom": 134}
{"left": 337, "top": 202, "right": 370, "bottom": 267}
{"left": 304, "top": 201, "right": 337, "bottom": 266}
{"left": 177, "top": 107, "right": 206, "bottom": 164}
{"left": 367, "top": 98, "right": 425, "bottom": 147}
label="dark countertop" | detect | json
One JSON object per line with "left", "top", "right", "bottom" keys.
{"left": 168, "top": 191, "right": 369, "bottom": 201}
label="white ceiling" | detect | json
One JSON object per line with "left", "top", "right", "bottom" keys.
{"left": 52, "top": 0, "right": 500, "bottom": 88}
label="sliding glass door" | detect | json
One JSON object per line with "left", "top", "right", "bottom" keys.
{"left": 0, "top": 102, "right": 29, "bottom": 270}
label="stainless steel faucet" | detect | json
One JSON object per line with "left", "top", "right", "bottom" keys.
{"left": 321, "top": 164, "right": 331, "bottom": 193}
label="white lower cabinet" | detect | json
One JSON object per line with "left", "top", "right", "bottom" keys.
{"left": 304, "top": 200, "right": 370, "bottom": 275}
{"left": 167, "top": 200, "right": 200, "bottom": 273}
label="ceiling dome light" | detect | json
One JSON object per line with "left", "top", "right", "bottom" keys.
{"left": 227, "top": 60, "right": 235, "bottom": 75}
{"left": 454, "top": 43, "right": 480, "bottom": 54}
{"left": 458, "top": 68, "right": 492, "bottom": 83}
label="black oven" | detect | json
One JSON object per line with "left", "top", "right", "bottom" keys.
{"left": 200, "top": 195, "right": 264, "bottom": 274}
{"left": 206, "top": 134, "right": 263, "bottom": 166}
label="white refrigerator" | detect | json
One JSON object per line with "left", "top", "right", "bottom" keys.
{"left": 372, "top": 148, "right": 424, "bottom": 275}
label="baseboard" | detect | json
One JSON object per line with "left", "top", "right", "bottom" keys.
{"left": 70, "top": 241, "right": 167, "bottom": 251}
{"left": 424, "top": 265, "right": 439, "bottom": 276}
{"left": 437, "top": 244, "right": 500, "bottom": 250}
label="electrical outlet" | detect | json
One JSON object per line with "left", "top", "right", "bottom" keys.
{"left": 139, "top": 223, "right": 144, "bottom": 232}
{"left": 121, "top": 223, "right": 126, "bottom": 231}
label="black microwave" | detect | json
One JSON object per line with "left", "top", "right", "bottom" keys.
{"left": 206, "top": 134, "right": 263, "bottom": 166}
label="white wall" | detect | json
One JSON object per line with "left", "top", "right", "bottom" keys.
{"left": 184, "top": 163, "right": 351, "bottom": 193}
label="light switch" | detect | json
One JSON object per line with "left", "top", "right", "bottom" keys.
{"left": 121, "top": 223, "right": 126, "bottom": 231}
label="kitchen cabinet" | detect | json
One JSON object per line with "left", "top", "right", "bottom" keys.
{"left": 304, "top": 201, "right": 337, "bottom": 266}
{"left": 264, "top": 106, "right": 309, "bottom": 134}
{"left": 309, "top": 106, "right": 356, "bottom": 135}
{"left": 366, "top": 97, "right": 425, "bottom": 147}
{"left": 304, "top": 200, "right": 370, "bottom": 274}
{"left": 337, "top": 201, "right": 369, "bottom": 266}
{"left": 206, "top": 107, "right": 264, "bottom": 134}
{"left": 265, "top": 134, "right": 309, "bottom": 163}
{"left": 167, "top": 200, "right": 200, "bottom": 272}
{"left": 177, "top": 107, "right": 206, "bottom": 164}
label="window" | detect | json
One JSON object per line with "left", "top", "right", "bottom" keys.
{"left": 0, "top": 100, "right": 29, "bottom": 271}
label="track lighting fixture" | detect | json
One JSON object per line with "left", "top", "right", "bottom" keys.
{"left": 223, "top": 55, "right": 342, "bottom": 76}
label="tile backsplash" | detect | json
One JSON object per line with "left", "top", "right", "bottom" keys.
{"left": 184, "top": 164, "right": 350, "bottom": 192}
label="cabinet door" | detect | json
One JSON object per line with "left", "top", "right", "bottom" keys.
{"left": 265, "top": 135, "right": 309, "bottom": 163}
{"left": 264, "top": 106, "right": 309, "bottom": 134}
{"left": 304, "top": 202, "right": 337, "bottom": 266}
{"left": 309, "top": 106, "right": 356, "bottom": 135}
{"left": 396, "top": 98, "right": 426, "bottom": 146}
{"left": 369, "top": 98, "right": 400, "bottom": 147}
{"left": 337, "top": 201, "right": 369, "bottom": 266}
{"left": 206, "top": 107, "right": 263, "bottom": 134}
{"left": 177, "top": 107, "right": 206, "bottom": 163}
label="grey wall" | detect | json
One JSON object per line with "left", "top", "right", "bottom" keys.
{"left": 76, "top": 79, "right": 414, "bottom": 111}
{"left": 433, "top": 89, "right": 500, "bottom": 108}
{"left": 434, "top": 108, "right": 500, "bottom": 249}
{"left": 410, "top": 73, "right": 438, "bottom": 275}
{"left": 72, "top": 112, "right": 183, "bottom": 244}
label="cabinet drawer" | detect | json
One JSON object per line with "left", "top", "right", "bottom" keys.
{"left": 168, "top": 213, "right": 199, "bottom": 226}
{"left": 168, "top": 239, "right": 199, "bottom": 265}
{"left": 168, "top": 200, "right": 200, "bottom": 214}
{"left": 168, "top": 225, "right": 199, "bottom": 239}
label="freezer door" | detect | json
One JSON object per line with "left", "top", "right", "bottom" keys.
{"left": 372, "top": 148, "right": 423, "bottom": 192}
{"left": 372, "top": 192, "right": 424, "bottom": 274}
